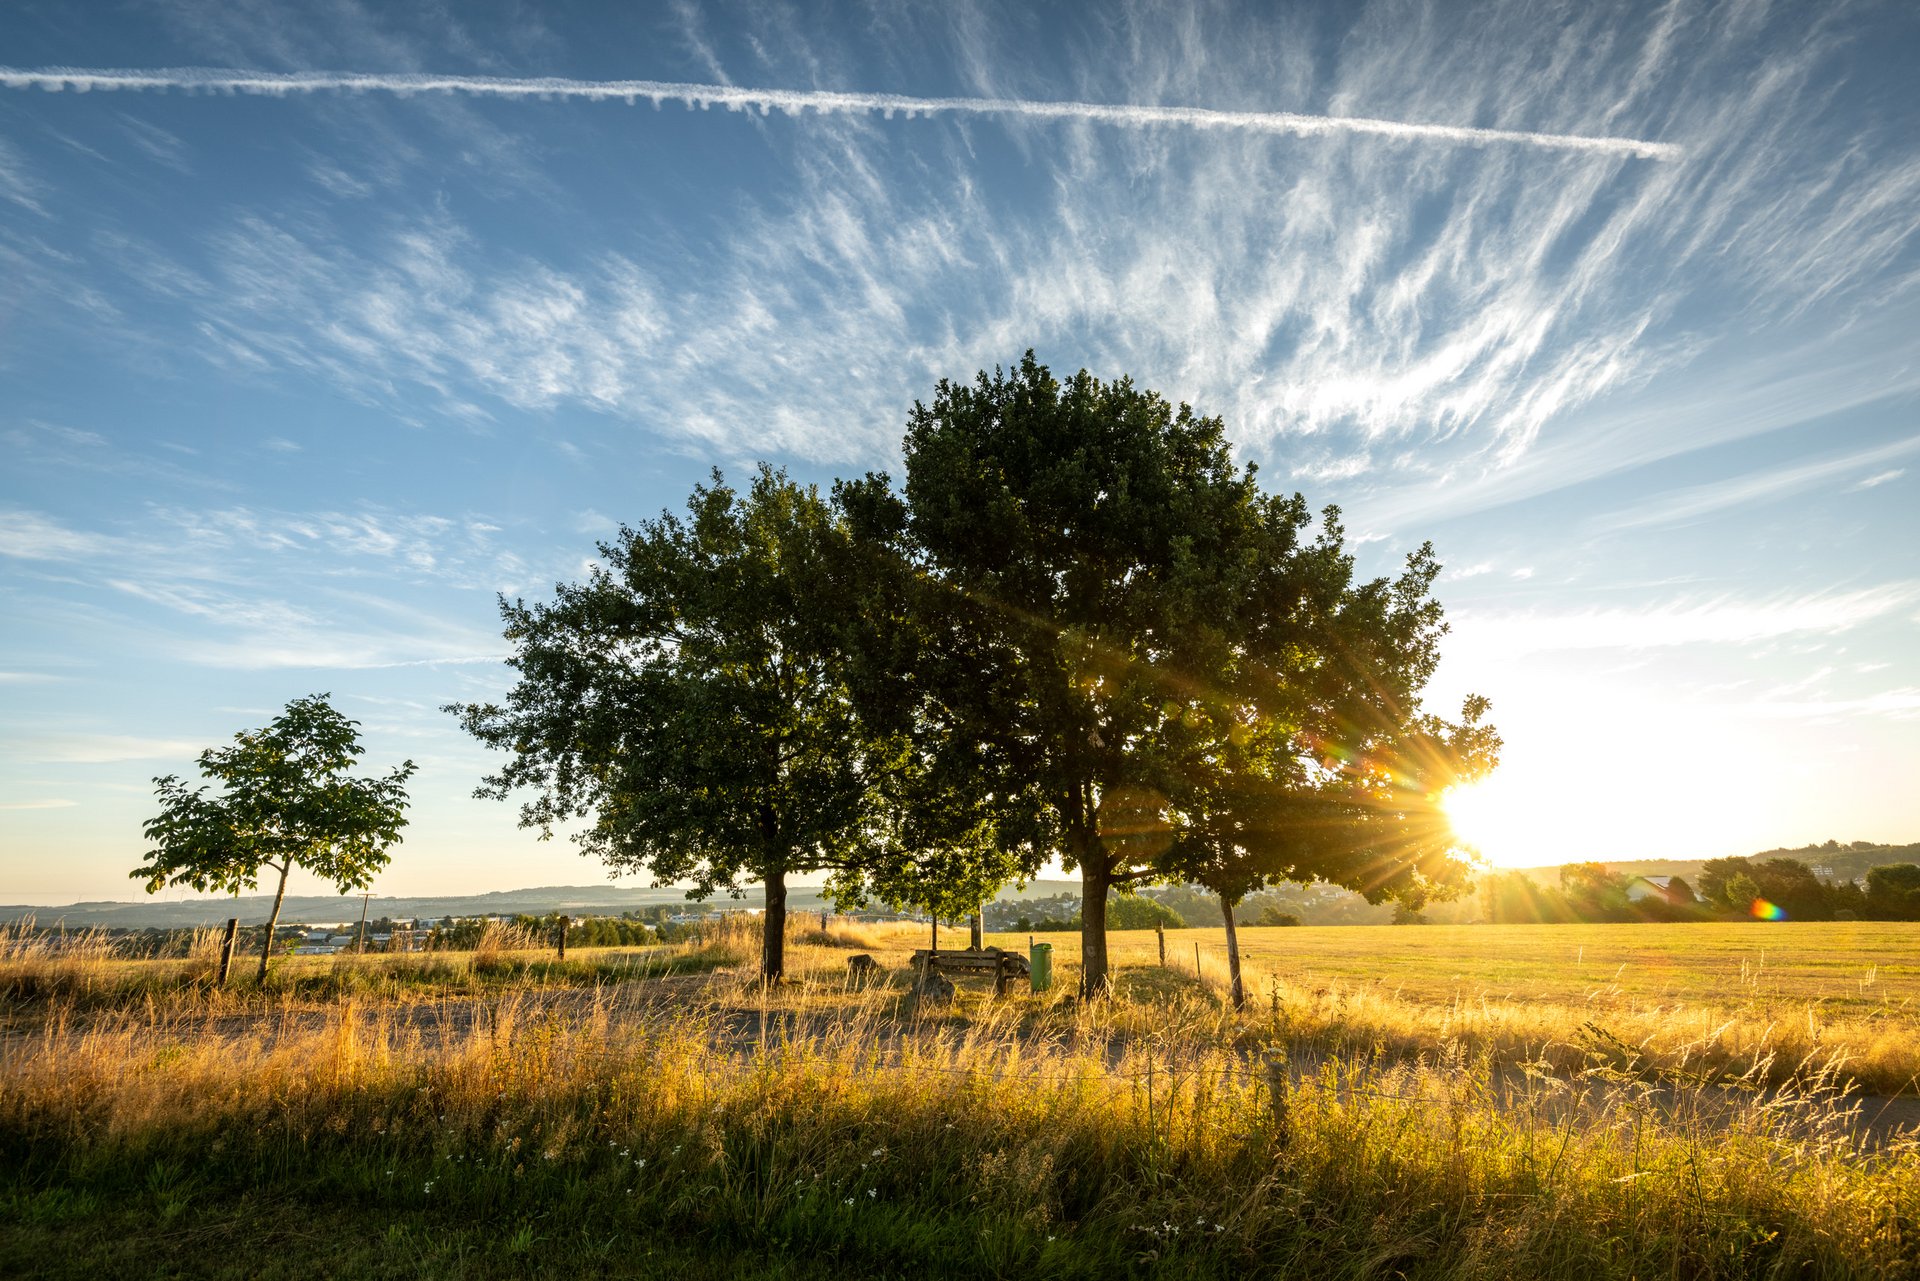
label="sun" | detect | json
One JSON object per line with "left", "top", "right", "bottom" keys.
{"left": 1442, "top": 776, "right": 1541, "bottom": 869}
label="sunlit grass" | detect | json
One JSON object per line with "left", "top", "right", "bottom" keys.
{"left": 3, "top": 951, "right": 1916, "bottom": 1279}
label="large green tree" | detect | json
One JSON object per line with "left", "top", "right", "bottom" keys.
{"left": 450, "top": 467, "right": 919, "bottom": 982}
{"left": 899, "top": 353, "right": 1492, "bottom": 995}
{"left": 136, "top": 694, "right": 416, "bottom": 981}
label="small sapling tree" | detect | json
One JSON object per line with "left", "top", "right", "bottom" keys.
{"left": 135, "top": 694, "right": 416, "bottom": 981}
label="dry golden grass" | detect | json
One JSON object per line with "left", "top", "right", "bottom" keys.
{"left": 964, "top": 922, "right": 1920, "bottom": 1097}
{"left": 4, "top": 954, "right": 1916, "bottom": 1279}
{"left": 5, "top": 917, "right": 1917, "bottom": 1097}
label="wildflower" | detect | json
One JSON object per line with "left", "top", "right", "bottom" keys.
{"left": 843, "top": 1197, "right": 855, "bottom": 1206}
{"left": 867, "top": 1189, "right": 877, "bottom": 1199}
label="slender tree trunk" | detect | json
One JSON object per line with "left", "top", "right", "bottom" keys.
{"left": 1221, "top": 893, "right": 1245, "bottom": 1010}
{"left": 257, "top": 859, "right": 290, "bottom": 983}
{"left": 762, "top": 866, "right": 788, "bottom": 982}
{"left": 1080, "top": 854, "right": 1112, "bottom": 997}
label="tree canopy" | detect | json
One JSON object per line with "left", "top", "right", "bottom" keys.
{"left": 454, "top": 356, "right": 1496, "bottom": 992}
{"left": 896, "top": 353, "right": 1495, "bottom": 993}
{"left": 450, "top": 466, "right": 936, "bottom": 980}
{"left": 136, "top": 694, "right": 415, "bottom": 981}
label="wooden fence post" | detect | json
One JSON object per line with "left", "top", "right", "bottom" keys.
{"left": 556, "top": 915, "right": 570, "bottom": 961}
{"left": 1156, "top": 924, "right": 1166, "bottom": 966}
{"left": 1194, "top": 941, "right": 1202, "bottom": 979}
{"left": 1264, "top": 1046, "right": 1291, "bottom": 1148}
{"left": 217, "top": 917, "right": 239, "bottom": 987}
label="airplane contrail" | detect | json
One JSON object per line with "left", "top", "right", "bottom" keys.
{"left": 0, "top": 66, "right": 1684, "bottom": 161}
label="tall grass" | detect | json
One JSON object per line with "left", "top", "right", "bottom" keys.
{"left": 3, "top": 977, "right": 1915, "bottom": 1278}
{"left": 0, "top": 917, "right": 757, "bottom": 1015}
{"left": 1169, "top": 953, "right": 1920, "bottom": 1098}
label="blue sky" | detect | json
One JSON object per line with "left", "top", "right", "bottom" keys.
{"left": 2, "top": 0, "right": 1916, "bottom": 904}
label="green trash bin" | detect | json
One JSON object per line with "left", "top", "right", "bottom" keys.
{"left": 1029, "top": 942, "right": 1053, "bottom": 993}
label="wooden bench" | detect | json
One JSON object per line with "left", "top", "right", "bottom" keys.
{"left": 910, "top": 947, "right": 1030, "bottom": 995}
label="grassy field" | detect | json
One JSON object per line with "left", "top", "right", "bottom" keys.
{"left": 3, "top": 919, "right": 1917, "bottom": 1278}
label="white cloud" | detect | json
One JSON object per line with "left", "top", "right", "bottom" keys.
{"left": 1744, "top": 687, "right": 1920, "bottom": 721}
{"left": 19, "top": 735, "right": 205, "bottom": 764}
{"left": 1595, "top": 433, "right": 1920, "bottom": 531}
{"left": 117, "top": 114, "right": 192, "bottom": 172}
{"left": 1850, "top": 468, "right": 1905, "bottom": 491}
{"left": 0, "top": 799, "right": 78, "bottom": 810}
{"left": 0, "top": 510, "right": 119, "bottom": 560}
{"left": 9, "top": 0, "right": 1920, "bottom": 505}
{"left": 0, "top": 133, "right": 48, "bottom": 216}
{"left": 1451, "top": 583, "right": 1920, "bottom": 657}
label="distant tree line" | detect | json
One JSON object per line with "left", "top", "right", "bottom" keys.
{"left": 1477, "top": 857, "right": 1920, "bottom": 923}
{"left": 423, "top": 911, "right": 670, "bottom": 950}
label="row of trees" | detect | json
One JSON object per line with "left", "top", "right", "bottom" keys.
{"left": 1476, "top": 857, "right": 1920, "bottom": 923}
{"left": 1698, "top": 857, "right": 1920, "bottom": 921}
{"left": 130, "top": 358, "right": 1497, "bottom": 997}
{"left": 452, "top": 355, "right": 1500, "bottom": 999}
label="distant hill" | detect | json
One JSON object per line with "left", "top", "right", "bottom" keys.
{"left": 1, "top": 878, "right": 1089, "bottom": 930}
{"left": 1505, "top": 841, "right": 1920, "bottom": 888}
{"left": 1, "top": 884, "right": 810, "bottom": 930}
{"left": 9, "top": 845, "right": 1910, "bottom": 931}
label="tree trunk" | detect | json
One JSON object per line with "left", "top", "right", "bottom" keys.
{"left": 761, "top": 866, "right": 788, "bottom": 982}
{"left": 1221, "top": 893, "right": 1245, "bottom": 1010}
{"left": 257, "top": 859, "right": 290, "bottom": 983}
{"left": 1080, "top": 856, "right": 1112, "bottom": 997}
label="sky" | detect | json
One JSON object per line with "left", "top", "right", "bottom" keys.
{"left": 1, "top": 0, "right": 1917, "bottom": 905}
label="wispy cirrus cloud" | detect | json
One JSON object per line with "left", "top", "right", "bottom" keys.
{"left": 0, "top": 0, "right": 1912, "bottom": 632}
{"left": 1595, "top": 433, "right": 1920, "bottom": 532}
{"left": 0, "top": 509, "right": 123, "bottom": 560}
{"left": 1851, "top": 469, "right": 1906, "bottom": 492}
{"left": 1451, "top": 582, "right": 1920, "bottom": 657}
{"left": 13, "top": 735, "right": 205, "bottom": 764}
{"left": 0, "top": 505, "right": 528, "bottom": 674}
{"left": 0, "top": 133, "right": 49, "bottom": 216}
{"left": 10, "top": 0, "right": 1915, "bottom": 497}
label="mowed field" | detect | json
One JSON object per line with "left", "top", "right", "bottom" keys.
{"left": 993, "top": 922, "right": 1920, "bottom": 1097}
{"left": 993, "top": 920, "right": 1918, "bottom": 1010}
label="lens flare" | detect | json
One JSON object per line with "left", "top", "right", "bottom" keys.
{"left": 1750, "top": 898, "right": 1786, "bottom": 921}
